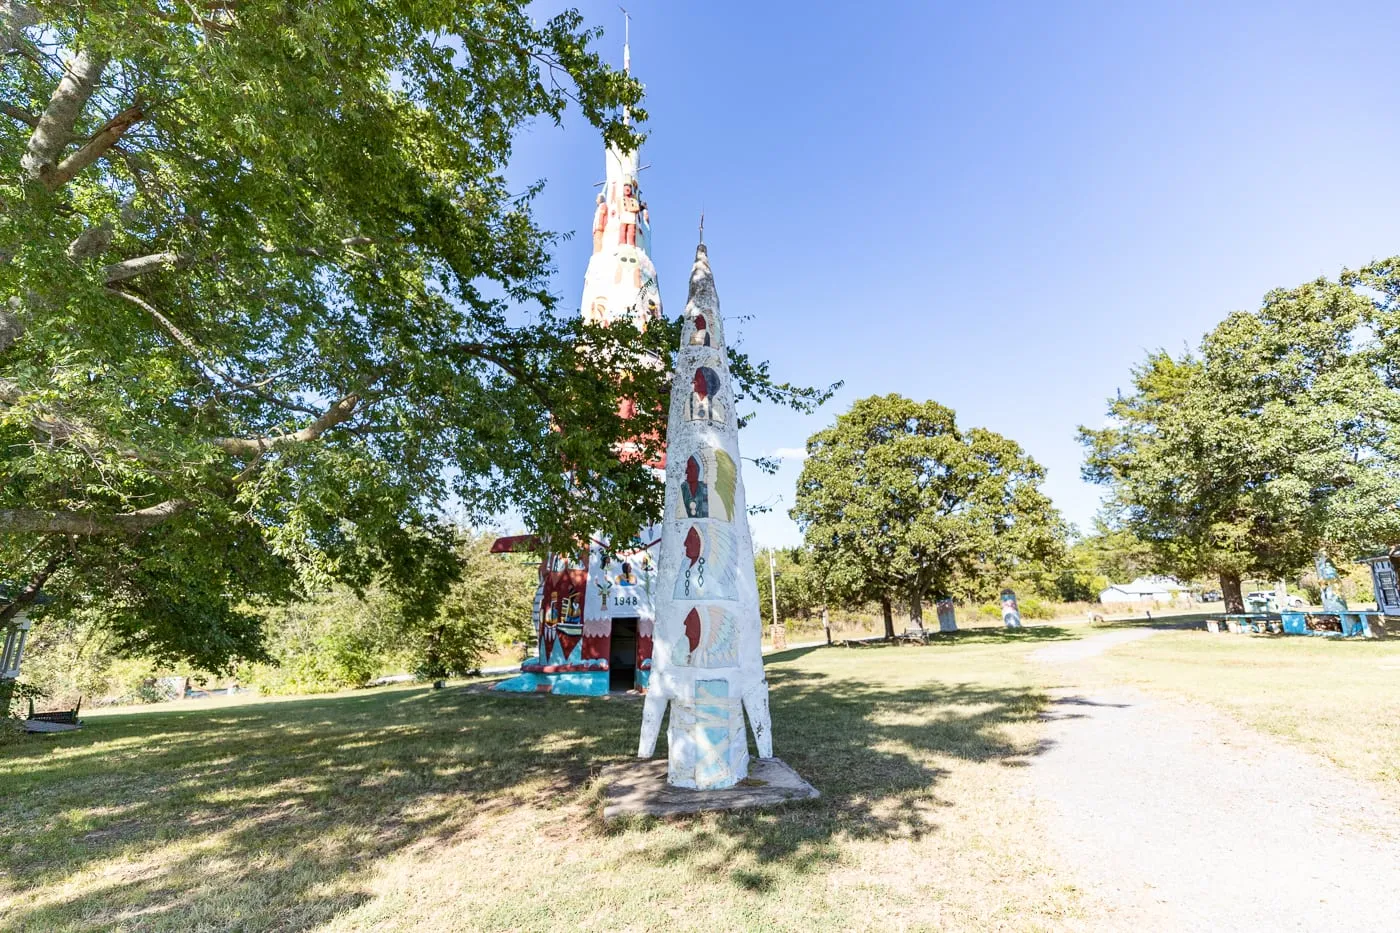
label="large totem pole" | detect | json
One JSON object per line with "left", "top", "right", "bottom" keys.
{"left": 637, "top": 243, "right": 773, "bottom": 790}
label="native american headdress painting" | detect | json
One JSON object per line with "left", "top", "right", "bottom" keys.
{"left": 676, "top": 447, "right": 737, "bottom": 522}
{"left": 686, "top": 366, "right": 724, "bottom": 423}
{"left": 673, "top": 523, "right": 740, "bottom": 601}
{"left": 675, "top": 605, "right": 741, "bottom": 669}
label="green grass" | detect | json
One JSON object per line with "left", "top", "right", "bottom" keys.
{"left": 1080, "top": 627, "right": 1400, "bottom": 797}
{"left": 1, "top": 630, "right": 1091, "bottom": 932}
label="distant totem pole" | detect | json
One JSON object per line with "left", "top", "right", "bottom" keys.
{"left": 1000, "top": 589, "right": 1022, "bottom": 628}
{"left": 935, "top": 598, "right": 957, "bottom": 633}
{"left": 638, "top": 243, "right": 773, "bottom": 790}
{"left": 1315, "top": 552, "right": 1348, "bottom": 613}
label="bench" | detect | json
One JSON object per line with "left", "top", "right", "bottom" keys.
{"left": 27, "top": 695, "right": 81, "bottom": 725}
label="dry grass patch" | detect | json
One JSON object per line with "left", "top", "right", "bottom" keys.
{"left": 2, "top": 633, "right": 1096, "bottom": 931}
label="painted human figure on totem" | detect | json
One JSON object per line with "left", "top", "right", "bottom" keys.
{"left": 689, "top": 314, "right": 711, "bottom": 346}
{"left": 683, "top": 455, "right": 709, "bottom": 518}
{"left": 614, "top": 251, "right": 642, "bottom": 289}
{"left": 687, "top": 366, "right": 722, "bottom": 422}
{"left": 618, "top": 179, "right": 640, "bottom": 247}
{"left": 591, "top": 193, "right": 607, "bottom": 254}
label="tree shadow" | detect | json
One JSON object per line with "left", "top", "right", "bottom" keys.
{"left": 839, "top": 625, "right": 1080, "bottom": 648}
{"left": 1, "top": 655, "right": 1056, "bottom": 927}
{"left": 594, "top": 662, "right": 1053, "bottom": 890}
{"left": 0, "top": 687, "right": 634, "bottom": 930}
{"left": 1092, "top": 612, "right": 1216, "bottom": 631}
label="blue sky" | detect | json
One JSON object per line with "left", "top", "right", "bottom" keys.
{"left": 507, "top": 1, "right": 1400, "bottom": 547}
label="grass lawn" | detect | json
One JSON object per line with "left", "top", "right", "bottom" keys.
{"left": 1, "top": 630, "right": 1093, "bottom": 932}
{"left": 1080, "top": 626, "right": 1400, "bottom": 799}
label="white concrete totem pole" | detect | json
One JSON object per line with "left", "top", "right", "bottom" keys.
{"left": 637, "top": 242, "right": 773, "bottom": 790}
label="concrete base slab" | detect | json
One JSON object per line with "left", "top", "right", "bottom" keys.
{"left": 601, "top": 756, "right": 818, "bottom": 822}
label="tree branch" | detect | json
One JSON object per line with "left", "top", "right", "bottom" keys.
{"left": 0, "top": 499, "right": 187, "bottom": 538}
{"left": 103, "top": 251, "right": 184, "bottom": 285}
{"left": 48, "top": 102, "right": 146, "bottom": 188}
{"left": 0, "top": 548, "right": 63, "bottom": 625}
{"left": 0, "top": 299, "right": 23, "bottom": 353}
{"left": 212, "top": 393, "right": 361, "bottom": 457}
{"left": 0, "top": 1, "right": 39, "bottom": 56}
{"left": 107, "top": 287, "right": 221, "bottom": 384}
{"left": 1, "top": 103, "right": 36, "bottom": 127}
{"left": 103, "top": 237, "right": 380, "bottom": 287}
{"left": 21, "top": 47, "right": 107, "bottom": 186}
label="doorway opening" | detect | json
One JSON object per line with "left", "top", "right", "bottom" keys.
{"left": 609, "top": 618, "right": 638, "bottom": 692}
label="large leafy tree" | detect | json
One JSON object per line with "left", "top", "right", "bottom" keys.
{"left": 791, "top": 394, "right": 1068, "bottom": 636}
{"left": 0, "top": 2, "right": 820, "bottom": 670}
{"left": 1081, "top": 267, "right": 1400, "bottom": 612}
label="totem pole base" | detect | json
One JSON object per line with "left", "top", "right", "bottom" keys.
{"left": 600, "top": 757, "right": 819, "bottom": 823}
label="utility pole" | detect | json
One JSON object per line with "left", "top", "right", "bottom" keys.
{"left": 768, "top": 548, "right": 785, "bottom": 650}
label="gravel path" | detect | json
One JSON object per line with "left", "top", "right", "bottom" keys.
{"left": 1030, "top": 628, "right": 1160, "bottom": 663}
{"left": 1028, "top": 632, "right": 1400, "bottom": 931}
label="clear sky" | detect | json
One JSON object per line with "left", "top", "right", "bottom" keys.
{"left": 507, "top": 1, "right": 1400, "bottom": 547}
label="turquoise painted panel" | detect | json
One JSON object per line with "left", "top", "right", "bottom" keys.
{"left": 492, "top": 671, "right": 608, "bottom": 695}
{"left": 1281, "top": 611, "right": 1307, "bottom": 635}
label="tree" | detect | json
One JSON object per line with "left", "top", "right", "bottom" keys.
{"left": 1081, "top": 268, "right": 1400, "bottom": 612}
{"left": 753, "top": 546, "right": 819, "bottom": 629}
{"left": 0, "top": 3, "right": 826, "bottom": 670}
{"left": 401, "top": 532, "right": 536, "bottom": 681}
{"left": 791, "top": 395, "right": 1068, "bottom": 636}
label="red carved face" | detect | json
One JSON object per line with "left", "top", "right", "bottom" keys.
{"left": 685, "top": 456, "right": 701, "bottom": 495}
{"left": 692, "top": 369, "right": 709, "bottom": 398}
{"left": 684, "top": 608, "right": 702, "bottom": 654}
{"left": 695, "top": 315, "right": 706, "bottom": 331}
{"left": 684, "top": 526, "right": 702, "bottom": 564}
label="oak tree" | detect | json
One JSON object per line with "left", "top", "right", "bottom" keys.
{"left": 1081, "top": 267, "right": 1400, "bottom": 612}
{"left": 0, "top": 2, "right": 821, "bottom": 670}
{"left": 791, "top": 395, "right": 1068, "bottom": 636}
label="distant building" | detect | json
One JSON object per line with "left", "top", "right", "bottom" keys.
{"left": 1098, "top": 576, "right": 1189, "bottom": 605}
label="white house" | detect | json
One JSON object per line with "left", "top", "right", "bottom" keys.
{"left": 1099, "top": 576, "right": 1188, "bottom": 605}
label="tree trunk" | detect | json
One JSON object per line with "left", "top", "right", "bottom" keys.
{"left": 821, "top": 605, "right": 831, "bottom": 645}
{"left": 881, "top": 596, "right": 894, "bottom": 640}
{"left": 908, "top": 590, "right": 926, "bottom": 636}
{"left": 1220, "top": 572, "right": 1244, "bottom": 614}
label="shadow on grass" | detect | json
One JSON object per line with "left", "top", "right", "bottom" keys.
{"left": 1091, "top": 612, "right": 1217, "bottom": 631}
{"left": 0, "top": 653, "right": 1052, "bottom": 928}
{"left": 602, "top": 661, "right": 1050, "bottom": 890}
{"left": 839, "top": 625, "right": 1079, "bottom": 648}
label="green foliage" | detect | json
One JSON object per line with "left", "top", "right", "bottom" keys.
{"left": 754, "top": 546, "right": 822, "bottom": 627}
{"left": 245, "top": 589, "right": 402, "bottom": 694}
{"left": 1081, "top": 264, "right": 1400, "bottom": 601}
{"left": 977, "top": 594, "right": 1055, "bottom": 620}
{"left": 791, "top": 395, "right": 1070, "bottom": 620}
{"left": 399, "top": 533, "right": 536, "bottom": 681}
{"left": 0, "top": 4, "right": 825, "bottom": 671}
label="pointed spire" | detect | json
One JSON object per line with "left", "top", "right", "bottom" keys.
{"left": 681, "top": 242, "right": 723, "bottom": 350}
{"left": 621, "top": 6, "right": 631, "bottom": 74}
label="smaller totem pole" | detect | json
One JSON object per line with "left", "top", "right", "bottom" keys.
{"left": 638, "top": 242, "right": 772, "bottom": 790}
{"left": 1000, "top": 589, "right": 1022, "bottom": 628}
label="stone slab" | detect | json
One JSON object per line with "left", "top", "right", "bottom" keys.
{"left": 600, "top": 756, "right": 818, "bottom": 822}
